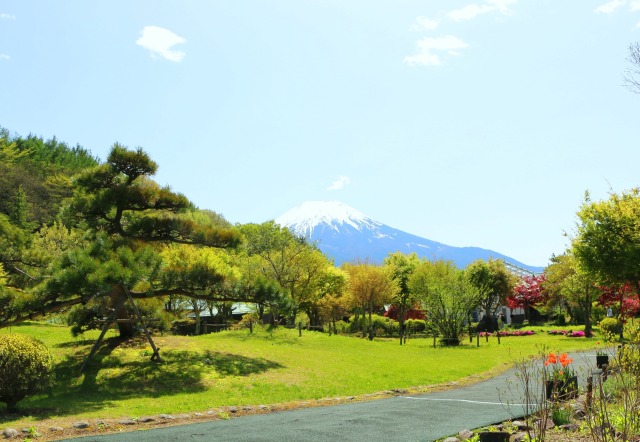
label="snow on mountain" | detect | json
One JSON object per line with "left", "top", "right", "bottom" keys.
{"left": 275, "top": 200, "right": 543, "bottom": 273}
{"left": 275, "top": 201, "right": 381, "bottom": 237}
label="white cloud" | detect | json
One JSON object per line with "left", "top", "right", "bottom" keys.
{"left": 136, "top": 26, "right": 186, "bottom": 62}
{"left": 412, "top": 16, "right": 440, "bottom": 31}
{"left": 404, "top": 35, "right": 469, "bottom": 67}
{"left": 447, "top": 0, "right": 515, "bottom": 21}
{"left": 595, "top": 0, "right": 626, "bottom": 14}
{"left": 486, "top": 0, "right": 517, "bottom": 14}
{"left": 326, "top": 176, "right": 351, "bottom": 191}
{"left": 448, "top": 4, "right": 493, "bottom": 21}
{"left": 631, "top": 0, "right": 640, "bottom": 11}
{"left": 0, "top": 13, "right": 16, "bottom": 20}
{"left": 0, "top": 54, "right": 10, "bottom": 61}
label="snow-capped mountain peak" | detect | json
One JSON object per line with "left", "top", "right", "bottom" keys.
{"left": 274, "top": 200, "right": 543, "bottom": 272}
{"left": 275, "top": 201, "right": 380, "bottom": 237}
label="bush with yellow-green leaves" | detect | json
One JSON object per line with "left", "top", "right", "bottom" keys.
{"left": 0, "top": 334, "right": 53, "bottom": 412}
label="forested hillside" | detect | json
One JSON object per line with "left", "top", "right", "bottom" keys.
{"left": 0, "top": 127, "right": 99, "bottom": 228}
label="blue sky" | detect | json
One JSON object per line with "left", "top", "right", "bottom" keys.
{"left": 1, "top": 1, "right": 639, "bottom": 268}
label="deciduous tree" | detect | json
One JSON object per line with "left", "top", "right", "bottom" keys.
{"left": 466, "top": 258, "right": 515, "bottom": 331}
{"left": 343, "top": 261, "right": 397, "bottom": 336}
{"left": 384, "top": 252, "right": 420, "bottom": 345}
{"left": 240, "top": 221, "right": 334, "bottom": 326}
{"left": 506, "top": 274, "right": 547, "bottom": 322}
{"left": 545, "top": 253, "right": 596, "bottom": 337}
{"left": 410, "top": 260, "right": 479, "bottom": 345}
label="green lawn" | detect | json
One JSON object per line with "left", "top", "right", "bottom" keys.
{"left": 0, "top": 322, "right": 601, "bottom": 427}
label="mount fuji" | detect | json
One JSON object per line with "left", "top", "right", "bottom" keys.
{"left": 275, "top": 201, "right": 543, "bottom": 273}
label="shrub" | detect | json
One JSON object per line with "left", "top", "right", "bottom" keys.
{"left": 405, "top": 319, "right": 427, "bottom": 333}
{"left": 171, "top": 319, "right": 197, "bottom": 335}
{"left": 0, "top": 334, "right": 54, "bottom": 412}
{"left": 600, "top": 318, "right": 622, "bottom": 341}
{"left": 370, "top": 314, "right": 398, "bottom": 336}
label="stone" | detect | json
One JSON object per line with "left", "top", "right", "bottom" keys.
{"left": 346, "top": 396, "right": 355, "bottom": 401}
{"left": 572, "top": 400, "right": 587, "bottom": 418}
{"left": 559, "top": 423, "right": 580, "bottom": 432}
{"left": 512, "top": 420, "right": 529, "bottom": 431}
{"left": 194, "top": 413, "right": 203, "bottom": 417}
{"left": 96, "top": 420, "right": 109, "bottom": 427}
{"left": 117, "top": 419, "right": 136, "bottom": 425}
{"left": 139, "top": 416, "right": 156, "bottom": 423}
{"left": 458, "top": 429, "right": 474, "bottom": 439}
{"left": 513, "top": 432, "right": 533, "bottom": 442}
{"left": 72, "top": 422, "right": 90, "bottom": 429}
{"left": 159, "top": 414, "right": 175, "bottom": 420}
{"left": 443, "top": 437, "right": 460, "bottom": 442}
{"left": 49, "top": 426, "right": 64, "bottom": 432}
{"left": 227, "top": 406, "right": 238, "bottom": 413}
{"left": 2, "top": 428, "right": 19, "bottom": 439}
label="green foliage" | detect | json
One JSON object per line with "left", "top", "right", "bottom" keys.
{"left": 171, "top": 319, "right": 198, "bottom": 335}
{"left": 410, "top": 260, "right": 480, "bottom": 344}
{"left": 369, "top": 314, "right": 399, "bottom": 336}
{"left": 0, "top": 333, "right": 53, "bottom": 412}
{"left": 240, "top": 221, "right": 335, "bottom": 325}
{"left": 466, "top": 258, "right": 515, "bottom": 317}
{"left": 599, "top": 318, "right": 622, "bottom": 341}
{"left": 405, "top": 318, "right": 427, "bottom": 333}
{"left": 551, "top": 404, "right": 572, "bottom": 426}
{"left": 573, "top": 189, "right": 640, "bottom": 285}
{"left": 0, "top": 128, "right": 97, "bottom": 228}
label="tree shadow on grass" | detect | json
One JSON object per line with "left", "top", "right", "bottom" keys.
{"left": 53, "top": 339, "right": 96, "bottom": 348}
{"left": 0, "top": 337, "right": 283, "bottom": 421}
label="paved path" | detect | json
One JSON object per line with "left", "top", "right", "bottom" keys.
{"left": 69, "top": 350, "right": 599, "bottom": 442}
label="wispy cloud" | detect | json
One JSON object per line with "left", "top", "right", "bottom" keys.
{"left": 448, "top": 4, "right": 493, "bottom": 21}
{"left": 631, "top": 0, "right": 640, "bottom": 11}
{"left": 448, "top": 0, "right": 516, "bottom": 21}
{"left": 595, "top": 0, "right": 626, "bottom": 14}
{"left": 0, "top": 54, "right": 10, "bottom": 61}
{"left": 405, "top": 1, "right": 515, "bottom": 67}
{"left": 136, "top": 26, "right": 186, "bottom": 62}
{"left": 404, "top": 35, "right": 469, "bottom": 67}
{"left": 0, "top": 13, "right": 16, "bottom": 20}
{"left": 411, "top": 16, "right": 440, "bottom": 31}
{"left": 326, "top": 176, "right": 351, "bottom": 191}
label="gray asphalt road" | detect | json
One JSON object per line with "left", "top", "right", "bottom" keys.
{"left": 68, "top": 350, "right": 599, "bottom": 442}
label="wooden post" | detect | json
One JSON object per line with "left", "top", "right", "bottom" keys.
{"left": 586, "top": 376, "right": 593, "bottom": 410}
{"left": 476, "top": 332, "right": 480, "bottom": 347}
{"left": 497, "top": 331, "right": 501, "bottom": 345}
{"left": 125, "top": 288, "right": 161, "bottom": 362}
{"left": 249, "top": 320, "right": 253, "bottom": 334}
{"left": 80, "top": 295, "right": 127, "bottom": 373}
{"left": 298, "top": 321, "right": 302, "bottom": 337}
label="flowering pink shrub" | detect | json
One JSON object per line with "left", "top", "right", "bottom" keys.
{"left": 547, "top": 330, "right": 586, "bottom": 337}
{"left": 478, "top": 330, "right": 535, "bottom": 337}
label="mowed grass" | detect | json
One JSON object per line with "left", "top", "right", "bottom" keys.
{"left": 0, "top": 322, "right": 600, "bottom": 427}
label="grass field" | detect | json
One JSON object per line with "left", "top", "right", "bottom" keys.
{"left": 0, "top": 322, "right": 602, "bottom": 429}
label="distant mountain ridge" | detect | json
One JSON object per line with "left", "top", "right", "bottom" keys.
{"left": 275, "top": 201, "right": 543, "bottom": 273}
